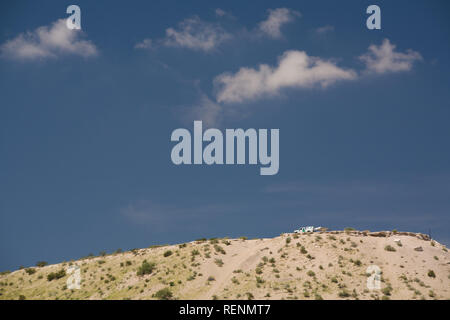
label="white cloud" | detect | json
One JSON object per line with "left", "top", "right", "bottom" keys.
{"left": 134, "top": 38, "right": 152, "bottom": 49}
{"left": 315, "top": 25, "right": 334, "bottom": 34}
{"left": 0, "top": 19, "right": 98, "bottom": 60}
{"left": 359, "top": 38, "right": 422, "bottom": 74}
{"left": 188, "top": 94, "right": 223, "bottom": 127}
{"left": 258, "top": 8, "right": 300, "bottom": 39}
{"left": 214, "top": 50, "right": 357, "bottom": 103}
{"left": 164, "top": 16, "right": 231, "bottom": 52}
{"left": 215, "top": 8, "right": 226, "bottom": 17}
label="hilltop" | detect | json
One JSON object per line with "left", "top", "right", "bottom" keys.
{"left": 1, "top": 230, "right": 449, "bottom": 300}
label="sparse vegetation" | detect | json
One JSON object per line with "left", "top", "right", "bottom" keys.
{"left": 384, "top": 245, "right": 396, "bottom": 252}
{"left": 0, "top": 231, "right": 448, "bottom": 300}
{"left": 163, "top": 250, "right": 173, "bottom": 257}
{"left": 137, "top": 260, "right": 156, "bottom": 276}
{"left": 154, "top": 288, "right": 173, "bottom": 300}
{"left": 214, "top": 259, "right": 224, "bottom": 267}
{"left": 36, "top": 261, "right": 48, "bottom": 267}
{"left": 47, "top": 269, "right": 66, "bottom": 281}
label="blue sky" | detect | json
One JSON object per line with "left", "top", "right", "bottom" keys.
{"left": 1, "top": 0, "right": 450, "bottom": 271}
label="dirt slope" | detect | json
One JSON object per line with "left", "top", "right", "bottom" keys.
{"left": 1, "top": 230, "right": 449, "bottom": 300}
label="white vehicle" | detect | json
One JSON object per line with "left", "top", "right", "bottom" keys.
{"left": 294, "top": 226, "right": 314, "bottom": 233}
{"left": 294, "top": 226, "right": 325, "bottom": 233}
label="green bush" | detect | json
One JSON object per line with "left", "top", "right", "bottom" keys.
{"left": 427, "top": 270, "right": 436, "bottom": 278}
{"left": 382, "top": 286, "right": 392, "bottom": 296}
{"left": 163, "top": 250, "right": 173, "bottom": 257}
{"left": 36, "top": 261, "right": 48, "bottom": 267}
{"left": 384, "top": 245, "right": 396, "bottom": 252}
{"left": 154, "top": 287, "right": 173, "bottom": 300}
{"left": 137, "top": 260, "right": 156, "bottom": 276}
{"left": 214, "top": 259, "right": 224, "bottom": 267}
{"left": 25, "top": 268, "right": 36, "bottom": 275}
{"left": 47, "top": 269, "right": 66, "bottom": 281}
{"left": 338, "top": 289, "right": 350, "bottom": 298}
{"left": 213, "top": 244, "right": 226, "bottom": 255}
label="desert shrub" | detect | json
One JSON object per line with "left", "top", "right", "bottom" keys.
{"left": 213, "top": 245, "right": 226, "bottom": 255}
{"left": 99, "top": 251, "right": 107, "bottom": 257}
{"left": 255, "top": 267, "right": 263, "bottom": 275}
{"left": 208, "top": 276, "right": 215, "bottom": 282}
{"left": 246, "top": 292, "right": 254, "bottom": 300}
{"left": 307, "top": 270, "right": 315, "bottom": 277}
{"left": 25, "top": 268, "right": 36, "bottom": 275}
{"left": 214, "top": 259, "right": 224, "bottom": 267}
{"left": 353, "top": 259, "right": 362, "bottom": 266}
{"left": 179, "top": 243, "right": 187, "bottom": 248}
{"left": 191, "top": 249, "right": 200, "bottom": 256}
{"left": 331, "top": 277, "right": 338, "bottom": 283}
{"left": 231, "top": 277, "right": 239, "bottom": 284}
{"left": 285, "top": 237, "right": 291, "bottom": 244}
{"left": 315, "top": 294, "right": 323, "bottom": 300}
{"left": 36, "top": 261, "right": 48, "bottom": 267}
{"left": 269, "top": 258, "right": 276, "bottom": 264}
{"left": 256, "top": 276, "right": 265, "bottom": 284}
{"left": 239, "top": 236, "right": 248, "bottom": 240}
{"left": 233, "top": 269, "right": 242, "bottom": 273}
{"left": 137, "top": 260, "right": 156, "bottom": 276}
{"left": 47, "top": 269, "right": 66, "bottom": 281}
{"left": 19, "top": 295, "right": 26, "bottom": 300}
{"left": 154, "top": 287, "right": 173, "bottom": 300}
{"left": 427, "top": 270, "right": 436, "bottom": 278}
{"left": 344, "top": 227, "right": 355, "bottom": 232}
{"left": 384, "top": 245, "right": 396, "bottom": 252}
{"left": 163, "top": 250, "right": 173, "bottom": 257}
{"left": 338, "top": 289, "right": 350, "bottom": 298}
{"left": 382, "top": 286, "right": 392, "bottom": 296}
{"left": 300, "top": 246, "right": 308, "bottom": 254}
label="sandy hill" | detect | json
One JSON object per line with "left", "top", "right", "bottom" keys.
{"left": 1, "top": 230, "right": 449, "bottom": 300}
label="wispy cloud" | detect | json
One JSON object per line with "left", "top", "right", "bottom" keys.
{"left": 134, "top": 38, "right": 152, "bottom": 50}
{"left": 138, "top": 16, "right": 232, "bottom": 52}
{"left": 258, "top": 8, "right": 300, "bottom": 39}
{"left": 214, "top": 50, "right": 356, "bottom": 103}
{"left": 315, "top": 25, "right": 334, "bottom": 35}
{"left": 359, "top": 38, "right": 422, "bottom": 74}
{"left": 0, "top": 19, "right": 98, "bottom": 61}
